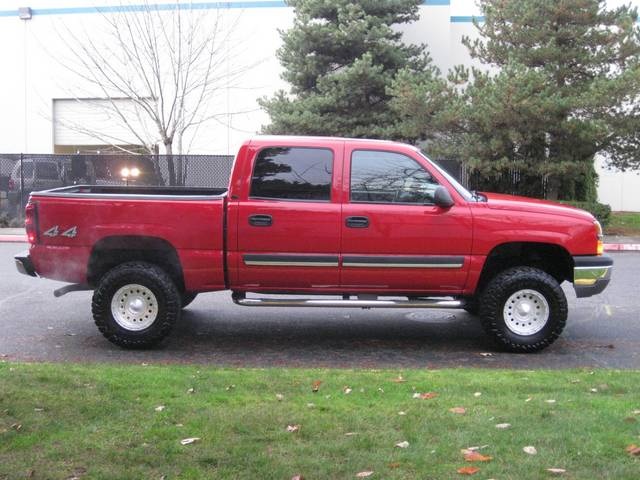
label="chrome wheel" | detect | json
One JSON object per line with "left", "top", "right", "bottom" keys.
{"left": 110, "top": 284, "right": 158, "bottom": 331}
{"left": 503, "top": 289, "right": 549, "bottom": 336}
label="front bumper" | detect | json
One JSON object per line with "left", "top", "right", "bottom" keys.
{"left": 573, "top": 255, "right": 613, "bottom": 298}
{"left": 14, "top": 250, "right": 37, "bottom": 277}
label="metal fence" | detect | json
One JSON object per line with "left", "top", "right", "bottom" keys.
{"left": 0, "top": 153, "right": 234, "bottom": 217}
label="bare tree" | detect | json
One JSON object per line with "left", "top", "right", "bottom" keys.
{"left": 58, "top": 1, "right": 250, "bottom": 185}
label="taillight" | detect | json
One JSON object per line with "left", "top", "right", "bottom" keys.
{"left": 594, "top": 220, "right": 603, "bottom": 255}
{"left": 8, "top": 179, "right": 15, "bottom": 191}
{"left": 25, "top": 202, "right": 39, "bottom": 244}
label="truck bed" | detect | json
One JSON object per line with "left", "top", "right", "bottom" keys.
{"left": 28, "top": 185, "right": 228, "bottom": 292}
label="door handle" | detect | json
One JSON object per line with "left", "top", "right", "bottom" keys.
{"left": 248, "top": 214, "right": 272, "bottom": 227}
{"left": 345, "top": 216, "right": 369, "bottom": 228}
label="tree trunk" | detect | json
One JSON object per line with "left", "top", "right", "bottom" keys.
{"left": 165, "top": 141, "right": 176, "bottom": 186}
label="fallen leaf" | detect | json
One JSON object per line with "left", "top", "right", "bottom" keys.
{"left": 343, "top": 387, "right": 352, "bottom": 394}
{"left": 414, "top": 392, "right": 438, "bottom": 400}
{"left": 626, "top": 444, "right": 640, "bottom": 456}
{"left": 388, "top": 462, "right": 401, "bottom": 468}
{"left": 523, "top": 446, "right": 538, "bottom": 455}
{"left": 10, "top": 423, "right": 22, "bottom": 431}
{"left": 312, "top": 380, "right": 322, "bottom": 392}
{"left": 180, "top": 437, "right": 200, "bottom": 445}
{"left": 26, "top": 469, "right": 35, "bottom": 478}
{"left": 395, "top": 440, "right": 410, "bottom": 448}
{"left": 291, "top": 475, "right": 304, "bottom": 480}
{"left": 464, "top": 452, "right": 492, "bottom": 462}
{"left": 286, "top": 424, "right": 300, "bottom": 433}
{"left": 546, "top": 468, "right": 566, "bottom": 475}
{"left": 355, "top": 471, "right": 374, "bottom": 478}
{"left": 457, "top": 466, "right": 480, "bottom": 475}
{"left": 155, "top": 405, "right": 165, "bottom": 412}
{"left": 276, "top": 394, "right": 284, "bottom": 401}
{"left": 624, "top": 417, "right": 637, "bottom": 423}
{"left": 450, "top": 407, "right": 466, "bottom": 414}
{"left": 495, "top": 423, "right": 511, "bottom": 429}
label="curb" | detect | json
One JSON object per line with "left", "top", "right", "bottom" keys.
{"left": 1, "top": 235, "right": 639, "bottom": 252}
{"left": 604, "top": 243, "right": 640, "bottom": 252}
{"left": 0, "top": 235, "right": 27, "bottom": 243}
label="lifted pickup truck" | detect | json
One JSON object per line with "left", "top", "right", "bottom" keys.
{"left": 15, "top": 136, "right": 612, "bottom": 352}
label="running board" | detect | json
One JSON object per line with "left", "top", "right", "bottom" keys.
{"left": 232, "top": 295, "right": 464, "bottom": 309}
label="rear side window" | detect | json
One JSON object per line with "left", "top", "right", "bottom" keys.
{"left": 350, "top": 150, "right": 439, "bottom": 204}
{"left": 250, "top": 147, "right": 333, "bottom": 201}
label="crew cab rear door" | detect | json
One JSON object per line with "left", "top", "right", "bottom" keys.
{"left": 232, "top": 141, "right": 342, "bottom": 291}
{"left": 340, "top": 145, "right": 473, "bottom": 294}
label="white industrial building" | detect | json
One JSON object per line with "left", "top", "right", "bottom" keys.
{"left": 0, "top": 0, "right": 638, "bottom": 210}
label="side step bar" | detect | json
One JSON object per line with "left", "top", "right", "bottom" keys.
{"left": 232, "top": 294, "right": 464, "bottom": 309}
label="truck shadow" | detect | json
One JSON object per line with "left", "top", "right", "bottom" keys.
{"left": 156, "top": 309, "right": 498, "bottom": 367}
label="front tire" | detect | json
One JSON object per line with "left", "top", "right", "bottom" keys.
{"left": 479, "top": 267, "right": 567, "bottom": 352}
{"left": 92, "top": 262, "right": 181, "bottom": 348}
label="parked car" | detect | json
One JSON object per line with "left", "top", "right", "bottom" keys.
{"left": 8, "top": 159, "right": 64, "bottom": 214}
{"left": 15, "top": 136, "right": 612, "bottom": 351}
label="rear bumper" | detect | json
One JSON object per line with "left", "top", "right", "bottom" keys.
{"left": 14, "top": 251, "right": 37, "bottom": 277}
{"left": 573, "top": 255, "right": 613, "bottom": 298}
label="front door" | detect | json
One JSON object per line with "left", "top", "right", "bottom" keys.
{"left": 341, "top": 147, "right": 473, "bottom": 294}
{"left": 235, "top": 145, "right": 342, "bottom": 291}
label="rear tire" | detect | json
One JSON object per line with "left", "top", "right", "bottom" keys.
{"left": 92, "top": 262, "right": 180, "bottom": 348}
{"left": 479, "top": 267, "right": 567, "bottom": 352}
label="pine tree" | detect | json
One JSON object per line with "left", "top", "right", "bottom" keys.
{"left": 259, "top": 0, "right": 442, "bottom": 138}
{"left": 392, "top": 0, "right": 640, "bottom": 200}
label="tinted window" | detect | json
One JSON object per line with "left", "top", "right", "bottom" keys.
{"left": 350, "top": 150, "right": 439, "bottom": 204}
{"left": 250, "top": 147, "right": 333, "bottom": 201}
{"left": 35, "top": 162, "right": 60, "bottom": 179}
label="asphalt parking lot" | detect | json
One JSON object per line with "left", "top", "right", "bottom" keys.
{"left": 0, "top": 243, "right": 637, "bottom": 368}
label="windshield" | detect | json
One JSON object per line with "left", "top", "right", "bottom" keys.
{"left": 416, "top": 151, "right": 475, "bottom": 201}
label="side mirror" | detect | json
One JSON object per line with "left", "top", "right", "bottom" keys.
{"left": 434, "top": 186, "right": 455, "bottom": 209}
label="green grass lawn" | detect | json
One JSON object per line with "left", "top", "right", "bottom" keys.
{"left": 1, "top": 363, "right": 639, "bottom": 479}
{"left": 607, "top": 212, "right": 640, "bottom": 236}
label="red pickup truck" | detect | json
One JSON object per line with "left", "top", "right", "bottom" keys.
{"left": 15, "top": 136, "right": 612, "bottom": 352}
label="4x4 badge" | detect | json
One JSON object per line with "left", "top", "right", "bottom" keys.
{"left": 43, "top": 226, "right": 78, "bottom": 238}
